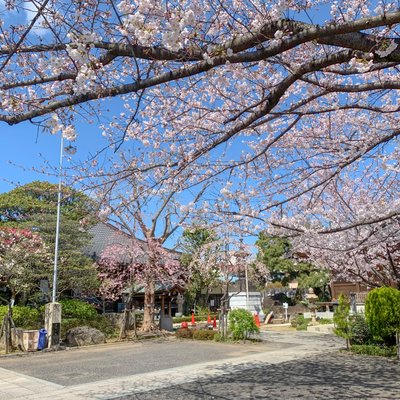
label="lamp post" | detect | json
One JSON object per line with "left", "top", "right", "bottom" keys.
{"left": 235, "top": 239, "right": 250, "bottom": 311}
{"left": 45, "top": 134, "right": 65, "bottom": 348}
{"left": 52, "top": 133, "right": 64, "bottom": 302}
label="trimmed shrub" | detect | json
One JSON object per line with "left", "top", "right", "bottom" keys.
{"left": 0, "top": 306, "right": 42, "bottom": 330}
{"left": 192, "top": 329, "right": 217, "bottom": 341}
{"left": 365, "top": 287, "right": 400, "bottom": 346}
{"left": 350, "top": 344, "right": 397, "bottom": 358}
{"left": 52, "top": 300, "right": 114, "bottom": 338}
{"left": 350, "top": 314, "right": 371, "bottom": 345}
{"left": 228, "top": 309, "right": 259, "bottom": 341}
{"left": 175, "top": 328, "right": 194, "bottom": 339}
{"left": 317, "top": 318, "right": 333, "bottom": 325}
{"left": 61, "top": 316, "right": 114, "bottom": 338}
{"left": 59, "top": 299, "right": 98, "bottom": 320}
{"left": 213, "top": 333, "right": 225, "bottom": 342}
{"left": 291, "top": 314, "right": 310, "bottom": 330}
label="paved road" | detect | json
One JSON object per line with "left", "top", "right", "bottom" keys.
{"left": 0, "top": 337, "right": 289, "bottom": 386}
{"left": 122, "top": 352, "right": 400, "bottom": 400}
{"left": 1, "top": 331, "right": 398, "bottom": 399}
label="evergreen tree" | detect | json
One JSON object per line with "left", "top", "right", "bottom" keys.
{"left": 178, "top": 227, "right": 220, "bottom": 310}
{"left": 0, "top": 181, "right": 99, "bottom": 301}
{"left": 256, "top": 232, "right": 329, "bottom": 299}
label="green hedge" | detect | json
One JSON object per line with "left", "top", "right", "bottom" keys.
{"left": 350, "top": 344, "right": 397, "bottom": 358}
{"left": 56, "top": 300, "right": 114, "bottom": 338}
{"left": 291, "top": 315, "right": 311, "bottom": 330}
{"left": 61, "top": 316, "right": 114, "bottom": 338}
{"left": 59, "top": 299, "right": 99, "bottom": 320}
{"left": 175, "top": 327, "right": 217, "bottom": 340}
{"left": 175, "top": 328, "right": 194, "bottom": 339}
{"left": 192, "top": 329, "right": 217, "bottom": 340}
{"left": 0, "top": 301, "right": 115, "bottom": 339}
{"left": 0, "top": 306, "right": 42, "bottom": 330}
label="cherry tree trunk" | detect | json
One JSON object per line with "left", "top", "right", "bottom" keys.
{"left": 141, "top": 279, "right": 156, "bottom": 332}
{"left": 120, "top": 285, "right": 135, "bottom": 340}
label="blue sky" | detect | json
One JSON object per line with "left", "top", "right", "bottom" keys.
{"left": 0, "top": 121, "right": 107, "bottom": 194}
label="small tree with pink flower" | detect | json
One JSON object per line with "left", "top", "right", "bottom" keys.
{"left": 97, "top": 236, "right": 182, "bottom": 336}
{"left": 0, "top": 227, "right": 50, "bottom": 352}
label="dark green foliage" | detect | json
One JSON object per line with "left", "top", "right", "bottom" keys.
{"left": 59, "top": 299, "right": 98, "bottom": 320}
{"left": 0, "top": 181, "right": 96, "bottom": 225}
{"left": 213, "top": 332, "right": 225, "bottom": 342}
{"left": 256, "top": 233, "right": 329, "bottom": 297}
{"left": 175, "top": 328, "right": 194, "bottom": 339}
{"left": 0, "top": 301, "right": 114, "bottom": 338}
{"left": 60, "top": 318, "right": 82, "bottom": 337}
{"left": 333, "top": 294, "right": 352, "bottom": 349}
{"left": 350, "top": 314, "right": 371, "bottom": 345}
{"left": 317, "top": 318, "right": 333, "bottom": 325}
{"left": 0, "top": 181, "right": 99, "bottom": 300}
{"left": 178, "top": 227, "right": 220, "bottom": 310}
{"left": 60, "top": 315, "right": 114, "bottom": 338}
{"left": 0, "top": 306, "right": 42, "bottom": 330}
{"left": 365, "top": 287, "right": 400, "bottom": 345}
{"left": 290, "top": 314, "right": 310, "bottom": 330}
{"left": 228, "top": 309, "right": 259, "bottom": 341}
{"left": 350, "top": 344, "right": 397, "bottom": 358}
{"left": 51, "top": 300, "right": 113, "bottom": 338}
{"left": 192, "top": 329, "right": 217, "bottom": 340}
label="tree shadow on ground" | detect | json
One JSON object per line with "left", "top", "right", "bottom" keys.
{"left": 118, "top": 352, "right": 400, "bottom": 400}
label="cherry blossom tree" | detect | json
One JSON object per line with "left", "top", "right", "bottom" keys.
{"left": 269, "top": 187, "right": 400, "bottom": 289}
{"left": 97, "top": 236, "right": 182, "bottom": 334}
{"left": 78, "top": 146, "right": 208, "bottom": 332}
{"left": 0, "top": 2, "right": 400, "bottom": 288}
{"left": 0, "top": 227, "right": 50, "bottom": 305}
{"left": 187, "top": 232, "right": 268, "bottom": 336}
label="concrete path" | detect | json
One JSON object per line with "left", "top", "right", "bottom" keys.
{"left": 1, "top": 331, "right": 396, "bottom": 399}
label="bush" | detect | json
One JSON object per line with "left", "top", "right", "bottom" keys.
{"left": 350, "top": 344, "right": 397, "bottom": 358}
{"left": 56, "top": 300, "right": 114, "bottom": 338}
{"left": 192, "top": 329, "right": 217, "bottom": 341}
{"left": 0, "top": 306, "right": 42, "bottom": 330}
{"left": 365, "top": 287, "right": 400, "bottom": 346}
{"left": 291, "top": 314, "right": 310, "bottom": 330}
{"left": 228, "top": 309, "right": 259, "bottom": 341}
{"left": 60, "top": 318, "right": 81, "bottom": 338}
{"left": 350, "top": 314, "right": 371, "bottom": 345}
{"left": 317, "top": 318, "right": 333, "bottom": 325}
{"left": 175, "top": 328, "right": 193, "bottom": 339}
{"left": 213, "top": 332, "right": 225, "bottom": 342}
{"left": 59, "top": 299, "right": 98, "bottom": 320}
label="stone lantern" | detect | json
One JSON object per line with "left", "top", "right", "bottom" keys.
{"left": 305, "top": 287, "right": 318, "bottom": 325}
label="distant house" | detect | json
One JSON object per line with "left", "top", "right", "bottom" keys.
{"left": 85, "top": 221, "right": 140, "bottom": 262}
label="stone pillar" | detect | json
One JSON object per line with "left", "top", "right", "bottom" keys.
{"left": 349, "top": 292, "right": 356, "bottom": 314}
{"left": 176, "top": 294, "right": 184, "bottom": 316}
{"left": 45, "top": 302, "right": 62, "bottom": 348}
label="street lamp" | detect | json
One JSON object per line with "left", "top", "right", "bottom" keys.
{"left": 235, "top": 239, "right": 250, "bottom": 311}
{"left": 52, "top": 134, "right": 64, "bottom": 303}
{"left": 46, "top": 133, "right": 70, "bottom": 348}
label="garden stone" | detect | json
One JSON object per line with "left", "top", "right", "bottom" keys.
{"left": 65, "top": 326, "right": 106, "bottom": 347}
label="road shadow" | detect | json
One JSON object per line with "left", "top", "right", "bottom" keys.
{"left": 116, "top": 352, "right": 400, "bottom": 400}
